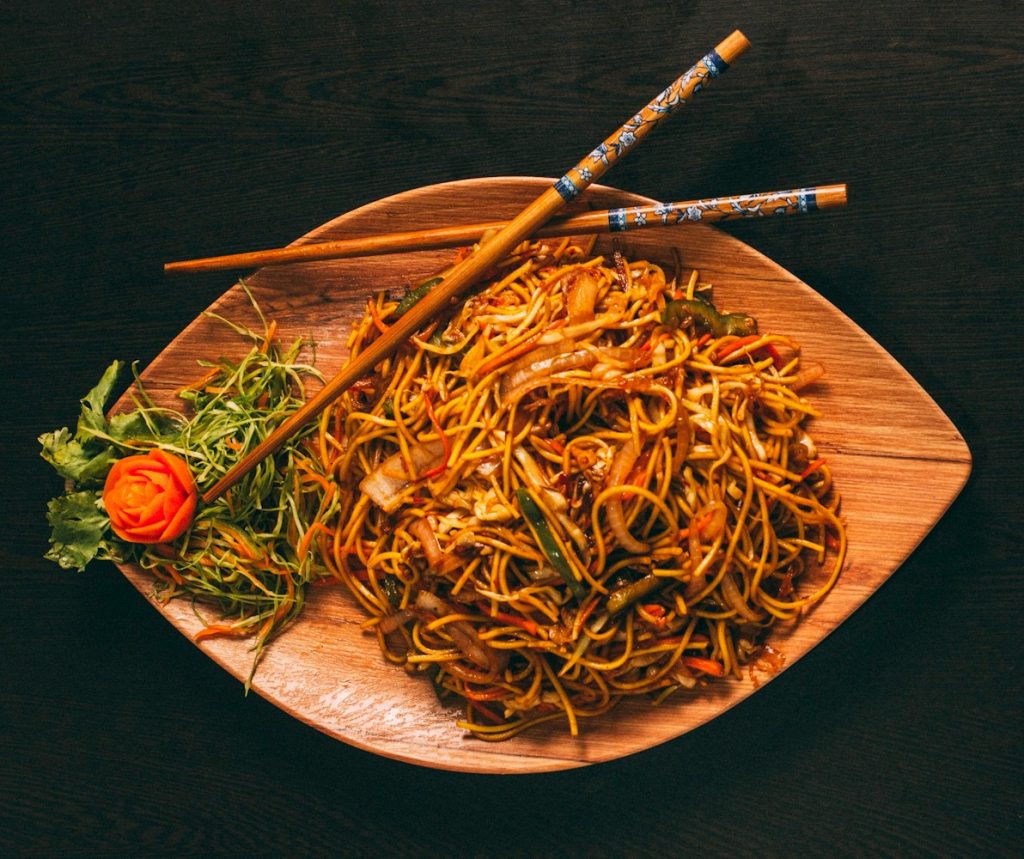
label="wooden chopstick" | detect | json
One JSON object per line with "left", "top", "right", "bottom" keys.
{"left": 166, "top": 184, "right": 846, "bottom": 275}
{"left": 202, "top": 30, "right": 751, "bottom": 503}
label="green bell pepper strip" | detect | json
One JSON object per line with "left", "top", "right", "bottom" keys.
{"left": 662, "top": 293, "right": 757, "bottom": 337}
{"left": 515, "top": 487, "right": 588, "bottom": 601}
{"left": 606, "top": 573, "right": 668, "bottom": 615}
{"left": 393, "top": 276, "right": 444, "bottom": 318}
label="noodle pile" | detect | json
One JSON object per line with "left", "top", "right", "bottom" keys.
{"left": 313, "top": 236, "right": 846, "bottom": 740}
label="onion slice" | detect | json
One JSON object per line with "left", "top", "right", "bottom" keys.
{"left": 409, "top": 516, "right": 444, "bottom": 568}
{"left": 686, "top": 500, "right": 728, "bottom": 596}
{"left": 586, "top": 345, "right": 645, "bottom": 368}
{"left": 566, "top": 268, "right": 602, "bottom": 324}
{"left": 359, "top": 439, "right": 445, "bottom": 512}
{"left": 500, "top": 340, "right": 594, "bottom": 401}
{"left": 378, "top": 608, "right": 416, "bottom": 634}
{"left": 500, "top": 341, "right": 645, "bottom": 405}
{"left": 790, "top": 361, "right": 825, "bottom": 392}
{"left": 719, "top": 571, "right": 764, "bottom": 622}
{"left": 409, "top": 515, "right": 460, "bottom": 575}
{"left": 605, "top": 439, "right": 650, "bottom": 554}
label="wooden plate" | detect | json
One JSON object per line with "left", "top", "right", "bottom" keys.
{"left": 121, "top": 177, "right": 971, "bottom": 773}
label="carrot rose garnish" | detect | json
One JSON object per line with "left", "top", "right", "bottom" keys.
{"left": 102, "top": 450, "right": 198, "bottom": 543}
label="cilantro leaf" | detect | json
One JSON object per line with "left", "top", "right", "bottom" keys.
{"left": 76, "top": 360, "right": 123, "bottom": 440}
{"left": 44, "top": 491, "right": 110, "bottom": 571}
{"left": 39, "top": 361, "right": 126, "bottom": 484}
{"left": 108, "top": 407, "right": 174, "bottom": 443}
{"left": 39, "top": 427, "right": 119, "bottom": 483}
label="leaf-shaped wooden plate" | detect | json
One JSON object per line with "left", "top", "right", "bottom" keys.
{"left": 120, "top": 178, "right": 970, "bottom": 773}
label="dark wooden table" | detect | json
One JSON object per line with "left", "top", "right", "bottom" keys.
{"left": 3, "top": 2, "right": 1020, "bottom": 855}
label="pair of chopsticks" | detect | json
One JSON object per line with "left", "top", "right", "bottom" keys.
{"left": 164, "top": 184, "right": 846, "bottom": 274}
{"left": 198, "top": 30, "right": 842, "bottom": 503}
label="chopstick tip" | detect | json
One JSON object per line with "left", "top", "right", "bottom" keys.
{"left": 818, "top": 183, "right": 849, "bottom": 210}
{"left": 716, "top": 30, "right": 752, "bottom": 64}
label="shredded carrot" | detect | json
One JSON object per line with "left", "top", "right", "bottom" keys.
{"left": 297, "top": 522, "right": 327, "bottom": 562}
{"left": 473, "top": 330, "right": 542, "bottom": 378}
{"left": 217, "top": 524, "right": 257, "bottom": 560}
{"left": 255, "top": 616, "right": 275, "bottom": 644}
{"left": 158, "top": 563, "right": 184, "bottom": 586}
{"left": 716, "top": 334, "right": 762, "bottom": 361}
{"left": 296, "top": 460, "right": 333, "bottom": 493}
{"left": 258, "top": 319, "right": 278, "bottom": 354}
{"left": 678, "top": 509, "right": 715, "bottom": 542}
{"left": 367, "top": 297, "right": 389, "bottom": 335}
{"left": 275, "top": 574, "right": 295, "bottom": 620}
{"left": 763, "top": 342, "right": 785, "bottom": 370}
{"left": 419, "top": 392, "right": 451, "bottom": 480}
{"left": 533, "top": 436, "right": 565, "bottom": 455}
{"left": 233, "top": 564, "right": 277, "bottom": 597}
{"left": 194, "top": 621, "right": 253, "bottom": 641}
{"left": 178, "top": 366, "right": 221, "bottom": 394}
{"left": 799, "top": 457, "right": 827, "bottom": 481}
{"left": 683, "top": 655, "right": 725, "bottom": 676}
{"left": 482, "top": 605, "right": 539, "bottom": 637}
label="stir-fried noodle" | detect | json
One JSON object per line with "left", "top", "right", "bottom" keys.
{"left": 315, "top": 237, "right": 846, "bottom": 739}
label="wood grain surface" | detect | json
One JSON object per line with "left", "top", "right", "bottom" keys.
{"left": 121, "top": 177, "right": 969, "bottom": 772}
{"left": 3, "top": 0, "right": 1021, "bottom": 854}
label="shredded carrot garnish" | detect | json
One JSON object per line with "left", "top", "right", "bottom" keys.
{"left": 297, "top": 522, "right": 326, "bottom": 562}
{"left": 194, "top": 621, "right": 253, "bottom": 641}
{"left": 258, "top": 318, "right": 278, "bottom": 354}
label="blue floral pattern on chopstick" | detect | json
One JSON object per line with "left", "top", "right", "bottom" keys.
{"left": 605, "top": 188, "right": 821, "bottom": 231}
{"left": 553, "top": 49, "right": 730, "bottom": 202}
